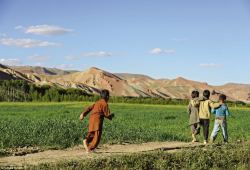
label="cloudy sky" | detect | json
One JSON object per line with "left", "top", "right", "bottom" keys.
{"left": 0, "top": 0, "right": 249, "bottom": 85}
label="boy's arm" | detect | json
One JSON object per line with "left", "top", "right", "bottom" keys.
{"left": 209, "top": 100, "right": 221, "bottom": 109}
{"left": 225, "top": 106, "right": 231, "bottom": 116}
{"left": 211, "top": 108, "right": 216, "bottom": 115}
{"left": 193, "top": 99, "right": 200, "bottom": 107}
{"left": 80, "top": 104, "right": 94, "bottom": 121}
{"left": 187, "top": 103, "right": 191, "bottom": 116}
{"left": 103, "top": 103, "right": 114, "bottom": 120}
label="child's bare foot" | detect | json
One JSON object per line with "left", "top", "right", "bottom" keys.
{"left": 192, "top": 134, "right": 197, "bottom": 143}
{"left": 83, "top": 139, "right": 88, "bottom": 152}
{"left": 192, "top": 139, "right": 198, "bottom": 143}
{"left": 86, "top": 149, "right": 96, "bottom": 154}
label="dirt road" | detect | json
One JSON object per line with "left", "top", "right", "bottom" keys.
{"left": 0, "top": 141, "right": 203, "bottom": 167}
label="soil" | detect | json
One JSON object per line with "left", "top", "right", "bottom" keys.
{"left": 0, "top": 141, "right": 204, "bottom": 167}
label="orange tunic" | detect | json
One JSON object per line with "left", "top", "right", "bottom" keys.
{"left": 82, "top": 99, "right": 112, "bottom": 132}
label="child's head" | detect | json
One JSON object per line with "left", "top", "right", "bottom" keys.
{"left": 100, "top": 89, "right": 110, "bottom": 101}
{"left": 219, "top": 94, "right": 227, "bottom": 103}
{"left": 191, "top": 90, "right": 199, "bottom": 99}
{"left": 203, "top": 90, "right": 210, "bottom": 99}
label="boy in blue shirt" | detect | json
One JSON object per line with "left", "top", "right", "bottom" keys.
{"left": 210, "top": 94, "right": 231, "bottom": 143}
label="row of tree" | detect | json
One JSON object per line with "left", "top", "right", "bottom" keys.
{"left": 0, "top": 80, "right": 249, "bottom": 107}
{"left": 0, "top": 80, "right": 95, "bottom": 102}
{"left": 0, "top": 80, "right": 191, "bottom": 104}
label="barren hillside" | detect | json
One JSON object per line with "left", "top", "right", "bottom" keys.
{"left": 0, "top": 64, "right": 249, "bottom": 102}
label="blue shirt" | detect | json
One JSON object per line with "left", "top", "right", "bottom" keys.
{"left": 212, "top": 104, "right": 231, "bottom": 118}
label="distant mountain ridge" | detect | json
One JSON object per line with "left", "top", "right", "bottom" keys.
{"left": 11, "top": 66, "right": 77, "bottom": 76}
{"left": 0, "top": 64, "right": 33, "bottom": 82}
{"left": 0, "top": 64, "right": 249, "bottom": 102}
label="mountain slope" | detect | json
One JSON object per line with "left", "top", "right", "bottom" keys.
{"left": 47, "top": 67, "right": 249, "bottom": 101}
{"left": 47, "top": 67, "right": 144, "bottom": 96}
{"left": 11, "top": 66, "right": 76, "bottom": 76}
{"left": 0, "top": 64, "right": 33, "bottom": 82}
{"left": 0, "top": 64, "right": 249, "bottom": 102}
{"left": 216, "top": 83, "right": 250, "bottom": 102}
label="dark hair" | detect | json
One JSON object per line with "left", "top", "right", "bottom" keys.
{"left": 100, "top": 89, "right": 110, "bottom": 101}
{"left": 203, "top": 90, "right": 210, "bottom": 99}
{"left": 191, "top": 90, "right": 199, "bottom": 99}
{"left": 219, "top": 94, "right": 227, "bottom": 101}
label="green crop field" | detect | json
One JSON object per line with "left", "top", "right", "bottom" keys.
{"left": 0, "top": 102, "right": 249, "bottom": 150}
{"left": 1, "top": 102, "right": 250, "bottom": 169}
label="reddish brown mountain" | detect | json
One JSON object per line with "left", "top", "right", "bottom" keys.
{"left": 0, "top": 64, "right": 249, "bottom": 102}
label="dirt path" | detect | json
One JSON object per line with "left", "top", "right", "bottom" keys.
{"left": 0, "top": 141, "right": 203, "bottom": 167}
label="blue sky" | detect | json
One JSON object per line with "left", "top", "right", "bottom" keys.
{"left": 0, "top": 0, "right": 249, "bottom": 85}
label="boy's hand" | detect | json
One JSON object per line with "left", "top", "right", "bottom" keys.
{"left": 79, "top": 114, "right": 84, "bottom": 121}
{"left": 109, "top": 113, "right": 115, "bottom": 120}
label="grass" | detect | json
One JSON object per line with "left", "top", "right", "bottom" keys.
{"left": 0, "top": 102, "right": 249, "bottom": 150}
{"left": 1, "top": 102, "right": 250, "bottom": 169}
{"left": 29, "top": 142, "right": 250, "bottom": 170}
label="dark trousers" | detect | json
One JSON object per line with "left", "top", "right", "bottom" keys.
{"left": 199, "top": 119, "right": 210, "bottom": 141}
{"left": 85, "top": 130, "right": 102, "bottom": 150}
{"left": 191, "top": 123, "right": 200, "bottom": 135}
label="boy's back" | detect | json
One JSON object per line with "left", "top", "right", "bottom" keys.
{"left": 188, "top": 98, "right": 200, "bottom": 125}
{"left": 199, "top": 98, "right": 220, "bottom": 119}
{"left": 82, "top": 98, "right": 112, "bottom": 132}
{"left": 88, "top": 99, "right": 110, "bottom": 118}
{"left": 212, "top": 104, "right": 230, "bottom": 118}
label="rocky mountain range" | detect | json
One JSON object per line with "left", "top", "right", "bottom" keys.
{"left": 0, "top": 64, "right": 249, "bottom": 102}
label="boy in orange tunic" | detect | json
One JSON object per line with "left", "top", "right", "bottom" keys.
{"left": 80, "top": 89, "right": 114, "bottom": 153}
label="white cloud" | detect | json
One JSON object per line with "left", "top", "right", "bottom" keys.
{"left": 56, "top": 64, "right": 74, "bottom": 70}
{"left": 150, "top": 48, "right": 162, "bottom": 54}
{"left": 28, "top": 55, "right": 49, "bottom": 62}
{"left": 16, "top": 25, "right": 73, "bottom": 35}
{"left": 65, "top": 55, "right": 79, "bottom": 60}
{"left": 15, "top": 25, "right": 25, "bottom": 30}
{"left": 0, "top": 33, "right": 7, "bottom": 37}
{"left": 65, "top": 51, "right": 115, "bottom": 60}
{"left": 0, "top": 38, "right": 60, "bottom": 48}
{"left": 82, "top": 51, "right": 113, "bottom": 57}
{"left": 0, "top": 58, "right": 22, "bottom": 66}
{"left": 199, "top": 63, "right": 223, "bottom": 68}
{"left": 33, "top": 63, "right": 42, "bottom": 66}
{"left": 150, "top": 48, "right": 175, "bottom": 55}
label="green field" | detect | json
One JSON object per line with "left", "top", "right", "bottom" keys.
{"left": 0, "top": 102, "right": 249, "bottom": 150}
